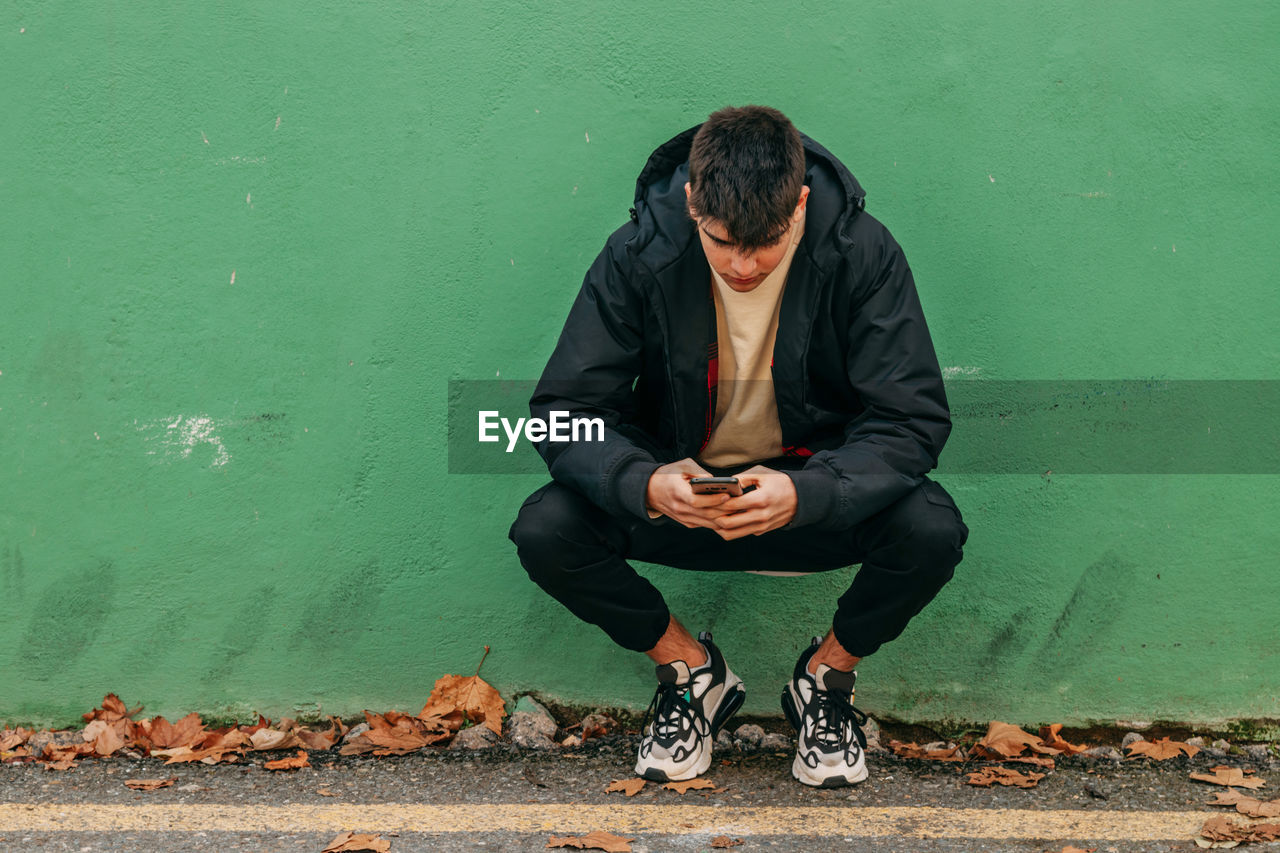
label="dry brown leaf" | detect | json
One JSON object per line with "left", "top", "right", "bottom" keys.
{"left": 966, "top": 766, "right": 1046, "bottom": 788}
{"left": 1045, "top": 848, "right": 1095, "bottom": 853}
{"left": 662, "top": 778, "right": 718, "bottom": 794}
{"left": 1207, "top": 789, "right": 1280, "bottom": 818}
{"left": 1251, "top": 824, "right": 1280, "bottom": 842}
{"left": 124, "top": 777, "right": 176, "bottom": 791}
{"left": 238, "top": 714, "right": 272, "bottom": 736}
{"left": 973, "top": 721, "right": 1060, "bottom": 759}
{"left": 604, "top": 778, "right": 646, "bottom": 796}
{"left": 888, "top": 740, "right": 964, "bottom": 761}
{"left": 338, "top": 735, "right": 378, "bottom": 756}
{"left": 42, "top": 756, "right": 78, "bottom": 771}
{"left": 154, "top": 727, "right": 249, "bottom": 765}
{"left": 0, "top": 728, "right": 31, "bottom": 751}
{"left": 1242, "top": 800, "right": 1280, "bottom": 819}
{"left": 321, "top": 832, "right": 391, "bottom": 852}
{"left": 546, "top": 831, "right": 634, "bottom": 852}
{"left": 297, "top": 727, "right": 339, "bottom": 751}
{"left": 1198, "top": 814, "right": 1245, "bottom": 847}
{"left": 249, "top": 728, "right": 304, "bottom": 752}
{"left": 1125, "top": 737, "right": 1199, "bottom": 760}
{"left": 83, "top": 694, "right": 142, "bottom": 725}
{"left": 1197, "top": 814, "right": 1280, "bottom": 846}
{"left": 140, "top": 714, "right": 205, "bottom": 750}
{"left": 1191, "top": 767, "right": 1267, "bottom": 789}
{"left": 1037, "top": 724, "right": 1090, "bottom": 755}
{"left": 360, "top": 710, "right": 450, "bottom": 755}
{"left": 264, "top": 749, "right": 310, "bottom": 771}
{"left": 317, "top": 787, "right": 338, "bottom": 797}
{"left": 1207, "top": 789, "right": 1251, "bottom": 807}
{"left": 40, "top": 741, "right": 94, "bottom": 770}
{"left": 419, "top": 674, "right": 506, "bottom": 736}
{"left": 89, "top": 722, "right": 126, "bottom": 757}
{"left": 711, "top": 837, "right": 745, "bottom": 849}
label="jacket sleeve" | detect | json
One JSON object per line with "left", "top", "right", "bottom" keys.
{"left": 785, "top": 227, "right": 951, "bottom": 530}
{"left": 529, "top": 226, "right": 662, "bottom": 520}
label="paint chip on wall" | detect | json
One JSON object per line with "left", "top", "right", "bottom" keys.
{"left": 136, "top": 416, "right": 231, "bottom": 467}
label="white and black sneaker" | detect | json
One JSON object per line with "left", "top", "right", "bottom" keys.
{"left": 781, "top": 637, "right": 869, "bottom": 787}
{"left": 634, "top": 632, "right": 745, "bottom": 782}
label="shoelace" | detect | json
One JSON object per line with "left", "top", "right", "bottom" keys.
{"left": 640, "top": 681, "right": 697, "bottom": 741}
{"left": 811, "top": 689, "right": 869, "bottom": 751}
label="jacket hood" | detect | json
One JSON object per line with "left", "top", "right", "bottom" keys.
{"left": 629, "top": 124, "right": 867, "bottom": 271}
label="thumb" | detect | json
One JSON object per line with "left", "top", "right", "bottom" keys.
{"left": 677, "top": 458, "right": 713, "bottom": 479}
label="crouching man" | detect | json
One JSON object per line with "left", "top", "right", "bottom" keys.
{"left": 510, "top": 105, "right": 968, "bottom": 787}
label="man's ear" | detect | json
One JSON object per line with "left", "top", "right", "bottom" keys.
{"left": 684, "top": 181, "right": 698, "bottom": 219}
{"left": 794, "top": 185, "right": 811, "bottom": 217}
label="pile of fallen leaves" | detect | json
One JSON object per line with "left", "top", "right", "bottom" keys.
{"left": 887, "top": 720, "right": 1092, "bottom": 789}
{"left": 1126, "top": 736, "right": 1200, "bottom": 760}
{"left": 1197, "top": 815, "right": 1280, "bottom": 848}
{"left": 0, "top": 649, "right": 507, "bottom": 772}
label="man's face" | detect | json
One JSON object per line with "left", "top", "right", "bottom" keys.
{"left": 686, "top": 184, "right": 810, "bottom": 293}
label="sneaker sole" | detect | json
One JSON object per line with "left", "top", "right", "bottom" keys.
{"left": 790, "top": 752, "right": 869, "bottom": 788}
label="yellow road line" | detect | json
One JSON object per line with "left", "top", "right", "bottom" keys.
{"left": 0, "top": 804, "right": 1210, "bottom": 840}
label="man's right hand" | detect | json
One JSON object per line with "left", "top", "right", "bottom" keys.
{"left": 645, "top": 458, "right": 731, "bottom": 529}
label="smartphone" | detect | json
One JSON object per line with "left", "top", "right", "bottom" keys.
{"left": 689, "top": 476, "right": 755, "bottom": 497}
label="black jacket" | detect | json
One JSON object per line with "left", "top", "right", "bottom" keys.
{"left": 530, "top": 125, "right": 951, "bottom": 531}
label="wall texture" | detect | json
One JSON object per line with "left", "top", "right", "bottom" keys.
{"left": 2, "top": 2, "right": 1276, "bottom": 728}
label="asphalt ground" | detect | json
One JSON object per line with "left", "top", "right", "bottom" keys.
{"left": 2, "top": 734, "right": 1277, "bottom": 852}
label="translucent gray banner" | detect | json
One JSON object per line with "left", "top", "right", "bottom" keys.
{"left": 447, "top": 380, "right": 1280, "bottom": 474}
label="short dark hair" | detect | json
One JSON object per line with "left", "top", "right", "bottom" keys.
{"left": 687, "top": 105, "right": 805, "bottom": 251}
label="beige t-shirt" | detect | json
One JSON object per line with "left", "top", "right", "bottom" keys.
{"left": 698, "top": 212, "right": 805, "bottom": 468}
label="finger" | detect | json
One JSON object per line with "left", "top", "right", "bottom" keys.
{"left": 674, "top": 513, "right": 719, "bottom": 530}
{"left": 715, "top": 509, "right": 767, "bottom": 529}
{"left": 683, "top": 505, "right": 731, "bottom": 523}
{"left": 675, "top": 458, "right": 714, "bottom": 479}
{"left": 718, "top": 523, "right": 767, "bottom": 541}
{"left": 686, "top": 493, "right": 731, "bottom": 509}
{"left": 720, "top": 492, "right": 765, "bottom": 512}
{"left": 734, "top": 465, "right": 771, "bottom": 484}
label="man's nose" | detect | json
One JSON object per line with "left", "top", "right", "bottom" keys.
{"left": 729, "top": 251, "right": 756, "bottom": 276}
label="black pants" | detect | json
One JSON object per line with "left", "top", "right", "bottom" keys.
{"left": 509, "top": 478, "right": 968, "bottom": 658}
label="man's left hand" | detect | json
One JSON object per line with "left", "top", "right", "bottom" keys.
{"left": 712, "top": 465, "right": 798, "bottom": 540}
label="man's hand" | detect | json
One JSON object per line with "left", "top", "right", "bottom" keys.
{"left": 645, "top": 458, "right": 731, "bottom": 530}
{"left": 712, "top": 465, "right": 797, "bottom": 540}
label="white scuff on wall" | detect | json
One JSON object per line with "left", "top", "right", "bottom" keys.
{"left": 136, "top": 415, "right": 230, "bottom": 467}
{"left": 942, "top": 366, "right": 983, "bottom": 380}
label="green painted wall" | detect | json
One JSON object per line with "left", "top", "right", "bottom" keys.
{"left": 2, "top": 2, "right": 1277, "bottom": 728}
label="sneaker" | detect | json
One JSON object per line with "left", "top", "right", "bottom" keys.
{"left": 781, "top": 637, "right": 869, "bottom": 787}
{"left": 634, "top": 631, "right": 745, "bottom": 782}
